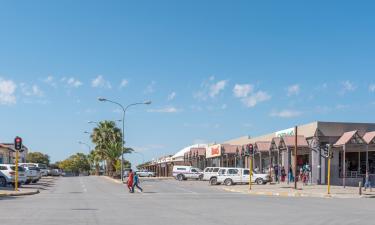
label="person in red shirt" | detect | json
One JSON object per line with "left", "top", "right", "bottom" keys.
{"left": 127, "top": 169, "right": 134, "bottom": 193}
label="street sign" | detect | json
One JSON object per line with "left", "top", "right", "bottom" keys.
{"left": 14, "top": 136, "right": 22, "bottom": 151}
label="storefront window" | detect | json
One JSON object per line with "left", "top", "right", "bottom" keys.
{"left": 368, "top": 151, "right": 375, "bottom": 174}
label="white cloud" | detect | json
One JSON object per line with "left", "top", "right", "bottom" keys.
{"left": 233, "top": 84, "right": 253, "bottom": 98}
{"left": 287, "top": 84, "right": 300, "bottom": 96}
{"left": 20, "top": 83, "right": 43, "bottom": 97}
{"left": 369, "top": 84, "right": 375, "bottom": 93}
{"left": 340, "top": 80, "right": 356, "bottom": 94}
{"left": 120, "top": 79, "right": 129, "bottom": 88}
{"left": 270, "top": 109, "right": 301, "bottom": 118}
{"left": 67, "top": 77, "right": 83, "bottom": 88}
{"left": 209, "top": 80, "right": 227, "bottom": 98}
{"left": 144, "top": 81, "right": 156, "bottom": 94}
{"left": 92, "top": 75, "right": 111, "bottom": 89}
{"left": 43, "top": 76, "right": 57, "bottom": 87}
{"left": 241, "top": 91, "right": 271, "bottom": 107}
{"left": 167, "top": 92, "right": 176, "bottom": 101}
{"left": 194, "top": 77, "right": 227, "bottom": 100}
{"left": 148, "top": 106, "right": 180, "bottom": 113}
{"left": 0, "top": 78, "right": 17, "bottom": 105}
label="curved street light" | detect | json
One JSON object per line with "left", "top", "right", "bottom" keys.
{"left": 78, "top": 141, "right": 92, "bottom": 152}
{"left": 98, "top": 97, "right": 152, "bottom": 182}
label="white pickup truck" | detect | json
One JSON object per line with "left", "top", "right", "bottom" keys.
{"left": 210, "top": 167, "right": 271, "bottom": 186}
{"left": 173, "top": 166, "right": 203, "bottom": 181}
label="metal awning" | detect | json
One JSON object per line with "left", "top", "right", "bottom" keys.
{"left": 255, "top": 141, "right": 272, "bottom": 152}
{"left": 363, "top": 131, "right": 375, "bottom": 145}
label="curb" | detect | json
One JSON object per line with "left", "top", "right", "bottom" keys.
{"left": 222, "top": 188, "right": 375, "bottom": 199}
{"left": 0, "top": 189, "right": 40, "bottom": 197}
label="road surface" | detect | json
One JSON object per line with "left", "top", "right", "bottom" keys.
{"left": 1, "top": 176, "right": 374, "bottom": 225}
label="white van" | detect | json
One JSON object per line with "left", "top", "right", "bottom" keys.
{"left": 202, "top": 167, "right": 220, "bottom": 181}
{"left": 20, "top": 163, "right": 48, "bottom": 176}
{"left": 173, "top": 166, "right": 203, "bottom": 181}
{"left": 210, "top": 167, "right": 270, "bottom": 186}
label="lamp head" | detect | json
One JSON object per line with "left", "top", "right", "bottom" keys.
{"left": 144, "top": 100, "right": 152, "bottom": 105}
{"left": 98, "top": 97, "right": 107, "bottom": 102}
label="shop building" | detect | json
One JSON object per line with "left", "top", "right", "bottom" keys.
{"left": 225, "top": 121, "right": 375, "bottom": 186}
{"left": 0, "top": 143, "right": 28, "bottom": 164}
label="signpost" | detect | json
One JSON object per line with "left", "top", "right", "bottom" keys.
{"left": 14, "top": 136, "right": 23, "bottom": 191}
{"left": 325, "top": 144, "right": 333, "bottom": 195}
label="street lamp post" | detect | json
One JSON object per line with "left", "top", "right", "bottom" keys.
{"left": 98, "top": 97, "right": 151, "bottom": 182}
{"left": 78, "top": 141, "right": 91, "bottom": 152}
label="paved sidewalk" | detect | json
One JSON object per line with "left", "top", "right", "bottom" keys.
{"left": 221, "top": 183, "right": 375, "bottom": 199}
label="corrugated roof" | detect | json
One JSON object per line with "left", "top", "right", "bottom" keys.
{"left": 282, "top": 135, "right": 309, "bottom": 147}
{"left": 363, "top": 131, "right": 375, "bottom": 145}
{"left": 255, "top": 141, "right": 272, "bottom": 152}
{"left": 221, "top": 144, "right": 240, "bottom": 154}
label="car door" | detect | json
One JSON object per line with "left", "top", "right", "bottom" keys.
{"left": 242, "top": 169, "right": 250, "bottom": 184}
{"left": 190, "top": 168, "right": 199, "bottom": 179}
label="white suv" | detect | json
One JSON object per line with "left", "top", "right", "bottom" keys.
{"left": 21, "top": 165, "right": 40, "bottom": 184}
{"left": 202, "top": 167, "right": 220, "bottom": 181}
{"left": 173, "top": 166, "right": 203, "bottom": 181}
{"left": 210, "top": 167, "right": 270, "bottom": 186}
{"left": 0, "top": 164, "right": 27, "bottom": 187}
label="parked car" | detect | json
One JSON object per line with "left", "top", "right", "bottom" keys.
{"left": 0, "top": 164, "right": 27, "bottom": 187}
{"left": 202, "top": 167, "right": 220, "bottom": 181}
{"left": 136, "top": 170, "right": 155, "bottom": 177}
{"left": 20, "top": 163, "right": 49, "bottom": 176}
{"left": 173, "top": 166, "right": 203, "bottom": 181}
{"left": 210, "top": 167, "right": 270, "bottom": 186}
{"left": 20, "top": 165, "right": 40, "bottom": 184}
{"left": 51, "top": 169, "right": 62, "bottom": 176}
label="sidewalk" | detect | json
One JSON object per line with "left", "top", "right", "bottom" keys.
{"left": 102, "top": 176, "right": 174, "bottom": 184}
{"left": 221, "top": 183, "right": 375, "bottom": 199}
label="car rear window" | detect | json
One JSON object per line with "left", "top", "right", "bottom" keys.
{"left": 177, "top": 168, "right": 186, "bottom": 171}
{"left": 0, "top": 166, "right": 7, "bottom": 170}
{"left": 243, "top": 170, "right": 250, "bottom": 175}
{"left": 213, "top": 168, "right": 219, "bottom": 172}
{"left": 10, "top": 166, "right": 25, "bottom": 172}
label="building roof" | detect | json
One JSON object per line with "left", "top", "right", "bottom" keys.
{"left": 363, "top": 131, "right": 375, "bottom": 145}
{"left": 282, "top": 135, "right": 309, "bottom": 147}
{"left": 255, "top": 141, "right": 272, "bottom": 152}
{"left": 172, "top": 144, "right": 208, "bottom": 160}
{"left": 334, "top": 130, "right": 365, "bottom": 146}
{"left": 221, "top": 144, "right": 240, "bottom": 154}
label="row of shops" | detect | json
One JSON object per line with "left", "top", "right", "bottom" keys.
{"left": 143, "top": 121, "right": 375, "bottom": 187}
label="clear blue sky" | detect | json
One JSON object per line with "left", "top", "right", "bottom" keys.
{"left": 0, "top": 1, "right": 374, "bottom": 165}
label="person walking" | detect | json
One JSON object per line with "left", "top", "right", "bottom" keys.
{"left": 127, "top": 169, "right": 134, "bottom": 193}
{"left": 132, "top": 172, "right": 143, "bottom": 193}
{"left": 281, "top": 166, "right": 286, "bottom": 182}
{"left": 364, "top": 170, "right": 372, "bottom": 191}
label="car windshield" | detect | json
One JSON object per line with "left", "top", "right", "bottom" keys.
{"left": 38, "top": 164, "right": 47, "bottom": 169}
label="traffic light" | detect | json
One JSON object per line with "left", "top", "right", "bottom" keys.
{"left": 248, "top": 144, "right": 254, "bottom": 155}
{"left": 14, "top": 137, "right": 22, "bottom": 151}
{"left": 323, "top": 145, "right": 329, "bottom": 158}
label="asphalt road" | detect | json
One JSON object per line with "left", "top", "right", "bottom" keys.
{"left": 1, "top": 176, "right": 375, "bottom": 225}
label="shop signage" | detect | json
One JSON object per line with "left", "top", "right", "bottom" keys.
{"left": 275, "top": 127, "right": 295, "bottom": 137}
{"left": 206, "top": 144, "right": 221, "bottom": 158}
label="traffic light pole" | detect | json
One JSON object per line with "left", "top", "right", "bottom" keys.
{"left": 15, "top": 150, "right": 19, "bottom": 191}
{"left": 249, "top": 155, "right": 253, "bottom": 190}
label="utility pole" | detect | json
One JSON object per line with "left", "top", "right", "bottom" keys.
{"left": 294, "top": 126, "right": 298, "bottom": 190}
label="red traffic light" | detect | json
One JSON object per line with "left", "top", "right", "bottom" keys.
{"left": 14, "top": 136, "right": 23, "bottom": 151}
{"left": 15, "top": 138, "right": 22, "bottom": 142}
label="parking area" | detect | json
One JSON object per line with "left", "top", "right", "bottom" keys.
{"left": 0, "top": 176, "right": 57, "bottom": 197}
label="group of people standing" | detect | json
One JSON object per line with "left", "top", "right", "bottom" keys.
{"left": 126, "top": 169, "right": 143, "bottom": 193}
{"left": 272, "top": 164, "right": 311, "bottom": 184}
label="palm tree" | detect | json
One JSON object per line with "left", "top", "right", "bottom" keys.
{"left": 88, "top": 150, "right": 101, "bottom": 176}
{"left": 91, "top": 120, "right": 132, "bottom": 177}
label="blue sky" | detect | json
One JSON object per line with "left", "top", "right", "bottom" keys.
{"left": 0, "top": 1, "right": 375, "bottom": 165}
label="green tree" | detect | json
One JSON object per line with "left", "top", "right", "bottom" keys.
{"left": 88, "top": 150, "right": 101, "bottom": 175}
{"left": 27, "top": 152, "right": 50, "bottom": 165}
{"left": 59, "top": 153, "right": 91, "bottom": 175}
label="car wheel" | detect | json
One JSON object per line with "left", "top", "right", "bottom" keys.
{"left": 209, "top": 177, "right": 218, "bottom": 185}
{"left": 148, "top": 174, "right": 153, "bottom": 177}
{"left": 256, "top": 178, "right": 264, "bottom": 185}
{"left": 0, "top": 177, "right": 6, "bottom": 187}
{"left": 224, "top": 178, "right": 233, "bottom": 186}
{"left": 25, "top": 180, "right": 31, "bottom": 185}
{"left": 177, "top": 174, "right": 184, "bottom": 181}
{"left": 32, "top": 180, "right": 38, "bottom": 184}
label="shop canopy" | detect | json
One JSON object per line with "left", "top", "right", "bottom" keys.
{"left": 255, "top": 141, "right": 272, "bottom": 152}
{"left": 221, "top": 144, "right": 241, "bottom": 154}
{"left": 363, "top": 131, "right": 375, "bottom": 145}
{"left": 282, "top": 135, "right": 309, "bottom": 148}
{"left": 334, "top": 130, "right": 365, "bottom": 147}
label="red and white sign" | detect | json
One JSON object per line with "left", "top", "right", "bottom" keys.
{"left": 206, "top": 144, "right": 221, "bottom": 158}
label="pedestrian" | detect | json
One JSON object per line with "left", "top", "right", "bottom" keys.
{"left": 281, "top": 166, "right": 286, "bottom": 182}
{"left": 364, "top": 170, "right": 372, "bottom": 191}
{"left": 274, "top": 165, "right": 279, "bottom": 182}
{"left": 289, "top": 166, "right": 294, "bottom": 182}
{"left": 127, "top": 169, "right": 134, "bottom": 193}
{"left": 132, "top": 172, "right": 143, "bottom": 193}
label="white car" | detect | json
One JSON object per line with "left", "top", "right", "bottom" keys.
{"left": 0, "top": 164, "right": 27, "bottom": 187}
{"left": 173, "top": 166, "right": 203, "bottom": 181}
{"left": 21, "top": 165, "right": 40, "bottom": 184}
{"left": 20, "top": 163, "right": 49, "bottom": 176}
{"left": 202, "top": 167, "right": 220, "bottom": 181}
{"left": 210, "top": 167, "right": 270, "bottom": 186}
{"left": 136, "top": 170, "right": 155, "bottom": 177}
